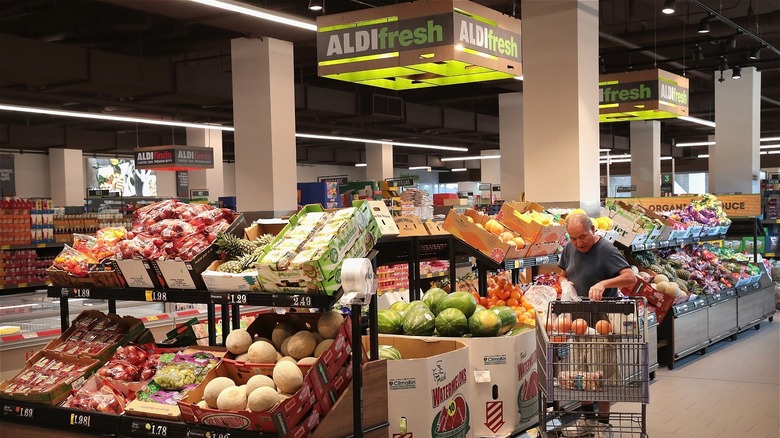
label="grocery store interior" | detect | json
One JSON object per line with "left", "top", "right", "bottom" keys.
{"left": 0, "top": 0, "right": 778, "bottom": 437}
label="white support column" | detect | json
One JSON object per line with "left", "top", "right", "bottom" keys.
{"left": 711, "top": 67, "right": 761, "bottom": 194}
{"left": 499, "top": 92, "right": 524, "bottom": 202}
{"left": 630, "top": 120, "right": 661, "bottom": 196}
{"left": 480, "top": 149, "right": 501, "bottom": 185}
{"left": 231, "top": 37, "right": 297, "bottom": 216}
{"left": 186, "top": 128, "right": 224, "bottom": 202}
{"left": 522, "top": 0, "right": 600, "bottom": 214}
{"left": 365, "top": 142, "right": 393, "bottom": 181}
{"left": 49, "top": 148, "right": 84, "bottom": 207}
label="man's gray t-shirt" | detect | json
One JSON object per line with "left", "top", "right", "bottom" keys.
{"left": 558, "top": 237, "right": 630, "bottom": 298}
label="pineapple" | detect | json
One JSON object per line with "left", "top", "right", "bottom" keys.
{"left": 254, "top": 233, "right": 276, "bottom": 247}
{"left": 675, "top": 269, "right": 691, "bottom": 280}
{"left": 217, "top": 260, "right": 243, "bottom": 273}
{"left": 648, "top": 264, "right": 664, "bottom": 274}
{"left": 674, "top": 278, "right": 689, "bottom": 292}
{"left": 215, "top": 233, "right": 257, "bottom": 258}
{"left": 669, "top": 260, "right": 683, "bottom": 269}
{"left": 238, "top": 251, "right": 261, "bottom": 272}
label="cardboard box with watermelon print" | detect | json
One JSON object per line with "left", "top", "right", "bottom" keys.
{"left": 377, "top": 335, "right": 473, "bottom": 438}
{"left": 446, "top": 328, "right": 539, "bottom": 437}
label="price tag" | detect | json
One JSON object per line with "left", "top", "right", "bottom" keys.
{"left": 145, "top": 422, "right": 168, "bottom": 437}
{"left": 72, "top": 289, "right": 91, "bottom": 298}
{"left": 536, "top": 256, "right": 550, "bottom": 265}
{"left": 36, "top": 243, "right": 46, "bottom": 248}
{"left": 3, "top": 405, "right": 34, "bottom": 419}
{"left": 145, "top": 290, "right": 167, "bottom": 302}
{"left": 69, "top": 413, "right": 91, "bottom": 427}
{"left": 0, "top": 245, "right": 9, "bottom": 250}
{"left": 292, "top": 294, "right": 313, "bottom": 307}
{"left": 474, "top": 370, "right": 491, "bottom": 383}
{"left": 227, "top": 293, "right": 248, "bottom": 305}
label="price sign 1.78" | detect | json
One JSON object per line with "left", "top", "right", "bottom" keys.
{"left": 145, "top": 422, "right": 168, "bottom": 436}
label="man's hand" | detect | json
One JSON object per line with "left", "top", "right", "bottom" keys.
{"left": 589, "top": 283, "right": 606, "bottom": 301}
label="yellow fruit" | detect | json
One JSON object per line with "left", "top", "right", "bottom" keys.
{"left": 247, "top": 386, "right": 280, "bottom": 412}
{"left": 287, "top": 331, "right": 317, "bottom": 360}
{"left": 499, "top": 231, "right": 514, "bottom": 243}
{"left": 590, "top": 218, "right": 599, "bottom": 229}
{"left": 216, "top": 386, "right": 247, "bottom": 411}
{"left": 512, "top": 237, "right": 526, "bottom": 248}
{"left": 273, "top": 361, "right": 304, "bottom": 394}
{"left": 466, "top": 216, "right": 474, "bottom": 223}
{"left": 571, "top": 208, "right": 586, "bottom": 215}
{"left": 317, "top": 310, "right": 345, "bottom": 339}
{"left": 204, "top": 377, "right": 236, "bottom": 408}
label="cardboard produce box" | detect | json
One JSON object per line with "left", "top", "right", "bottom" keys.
{"left": 376, "top": 335, "right": 473, "bottom": 438}
{"left": 443, "top": 209, "right": 526, "bottom": 263}
{"left": 496, "top": 202, "right": 566, "bottom": 258}
{"left": 633, "top": 207, "right": 688, "bottom": 242}
{"left": 0, "top": 350, "right": 101, "bottom": 405}
{"left": 621, "top": 278, "right": 673, "bottom": 324}
{"left": 178, "top": 359, "right": 319, "bottom": 435}
{"left": 601, "top": 203, "right": 648, "bottom": 247}
{"left": 152, "top": 214, "right": 247, "bottom": 290}
{"left": 43, "top": 310, "right": 145, "bottom": 361}
{"left": 108, "top": 258, "right": 164, "bottom": 289}
{"left": 452, "top": 329, "right": 538, "bottom": 437}
{"left": 201, "top": 260, "right": 262, "bottom": 292}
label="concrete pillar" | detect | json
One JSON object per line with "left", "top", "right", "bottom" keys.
{"left": 365, "top": 142, "right": 393, "bottom": 181}
{"left": 630, "top": 120, "right": 661, "bottom": 196}
{"left": 499, "top": 92, "right": 524, "bottom": 202}
{"left": 522, "top": 0, "right": 600, "bottom": 214}
{"left": 50, "top": 148, "right": 84, "bottom": 207}
{"left": 186, "top": 128, "right": 224, "bottom": 202}
{"left": 711, "top": 67, "right": 761, "bottom": 194}
{"left": 231, "top": 37, "right": 297, "bottom": 216}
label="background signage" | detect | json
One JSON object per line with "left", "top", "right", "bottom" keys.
{"left": 616, "top": 185, "right": 637, "bottom": 193}
{"left": 599, "top": 69, "right": 689, "bottom": 123}
{"left": 190, "top": 189, "right": 209, "bottom": 198}
{"left": 0, "top": 154, "right": 15, "bottom": 197}
{"left": 661, "top": 173, "right": 673, "bottom": 194}
{"left": 614, "top": 194, "right": 761, "bottom": 217}
{"left": 176, "top": 171, "right": 190, "bottom": 198}
{"left": 135, "top": 145, "right": 214, "bottom": 171}
{"left": 318, "top": 175, "right": 349, "bottom": 185}
{"left": 386, "top": 177, "right": 414, "bottom": 187}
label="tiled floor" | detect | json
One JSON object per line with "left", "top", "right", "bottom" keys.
{"left": 614, "top": 318, "right": 780, "bottom": 438}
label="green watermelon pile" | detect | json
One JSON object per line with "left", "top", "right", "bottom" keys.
{"left": 377, "top": 288, "right": 515, "bottom": 338}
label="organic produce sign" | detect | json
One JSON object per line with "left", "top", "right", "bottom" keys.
{"left": 614, "top": 194, "right": 760, "bottom": 217}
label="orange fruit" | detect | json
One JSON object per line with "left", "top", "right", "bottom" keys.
{"left": 556, "top": 316, "right": 572, "bottom": 333}
{"left": 479, "top": 297, "right": 489, "bottom": 307}
{"left": 512, "top": 237, "right": 526, "bottom": 248}
{"left": 595, "top": 320, "right": 613, "bottom": 335}
{"left": 507, "top": 298, "right": 519, "bottom": 307}
{"left": 499, "top": 289, "right": 511, "bottom": 300}
{"left": 471, "top": 291, "right": 481, "bottom": 302}
{"left": 496, "top": 299, "right": 507, "bottom": 307}
{"left": 499, "top": 231, "right": 514, "bottom": 243}
{"left": 572, "top": 318, "right": 588, "bottom": 335}
{"left": 510, "top": 289, "right": 522, "bottom": 300}
{"left": 522, "top": 301, "right": 534, "bottom": 311}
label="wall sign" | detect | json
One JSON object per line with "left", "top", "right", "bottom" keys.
{"left": 317, "top": 175, "right": 349, "bottom": 185}
{"left": 0, "top": 154, "right": 15, "bottom": 197}
{"left": 385, "top": 177, "right": 414, "bottom": 187}
{"left": 190, "top": 189, "right": 209, "bottom": 198}
{"left": 316, "top": 0, "right": 522, "bottom": 91}
{"left": 661, "top": 173, "right": 673, "bottom": 194}
{"left": 176, "top": 171, "right": 190, "bottom": 198}
{"left": 612, "top": 194, "right": 761, "bottom": 217}
{"left": 616, "top": 185, "right": 637, "bottom": 193}
{"left": 135, "top": 145, "right": 214, "bottom": 171}
{"left": 599, "top": 69, "right": 689, "bottom": 123}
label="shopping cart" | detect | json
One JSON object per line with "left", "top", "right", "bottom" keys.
{"left": 535, "top": 298, "right": 649, "bottom": 437}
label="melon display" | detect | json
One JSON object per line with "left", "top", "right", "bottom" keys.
{"left": 377, "top": 309, "right": 404, "bottom": 334}
{"left": 272, "top": 322, "right": 296, "bottom": 350}
{"left": 422, "top": 287, "right": 448, "bottom": 314}
{"left": 437, "top": 291, "right": 478, "bottom": 318}
{"left": 216, "top": 386, "right": 247, "bottom": 411}
{"left": 491, "top": 305, "right": 518, "bottom": 335}
{"left": 402, "top": 305, "right": 436, "bottom": 336}
{"left": 247, "top": 340, "right": 278, "bottom": 363}
{"left": 314, "top": 339, "right": 334, "bottom": 357}
{"left": 204, "top": 377, "right": 236, "bottom": 408}
{"left": 225, "top": 329, "right": 252, "bottom": 355}
{"left": 317, "top": 310, "right": 345, "bottom": 339}
{"left": 247, "top": 386, "right": 280, "bottom": 412}
{"left": 435, "top": 308, "right": 469, "bottom": 337}
{"left": 389, "top": 301, "right": 410, "bottom": 313}
{"left": 246, "top": 374, "right": 275, "bottom": 394}
{"left": 378, "top": 345, "right": 402, "bottom": 360}
{"left": 286, "top": 331, "right": 316, "bottom": 360}
{"left": 273, "top": 361, "right": 304, "bottom": 394}
{"left": 468, "top": 308, "right": 502, "bottom": 337}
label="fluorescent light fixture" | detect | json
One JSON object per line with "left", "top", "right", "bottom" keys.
{"left": 296, "top": 133, "right": 468, "bottom": 152}
{"left": 600, "top": 158, "right": 631, "bottom": 164}
{"left": 599, "top": 149, "right": 612, "bottom": 152}
{"left": 451, "top": 168, "right": 468, "bottom": 172}
{"left": 601, "top": 154, "right": 631, "bottom": 159}
{"left": 187, "top": 0, "right": 317, "bottom": 31}
{"left": 676, "top": 141, "right": 716, "bottom": 147}
{"left": 760, "top": 144, "right": 780, "bottom": 150}
{"left": 514, "top": 75, "right": 524, "bottom": 80}
{"left": 698, "top": 154, "right": 710, "bottom": 158}
{"left": 308, "top": 0, "right": 323, "bottom": 11}
{"left": 0, "top": 103, "right": 233, "bottom": 131}
{"left": 761, "top": 151, "right": 768, "bottom": 155}
{"left": 769, "top": 150, "right": 780, "bottom": 155}
{"left": 440, "top": 154, "right": 500, "bottom": 162}
{"left": 662, "top": 0, "right": 676, "bottom": 14}
{"left": 409, "top": 166, "right": 431, "bottom": 170}
{"left": 355, "top": 163, "right": 367, "bottom": 167}
{"left": 762, "top": 137, "right": 780, "bottom": 142}
{"left": 661, "top": 157, "right": 673, "bottom": 161}
{"left": 679, "top": 116, "right": 716, "bottom": 128}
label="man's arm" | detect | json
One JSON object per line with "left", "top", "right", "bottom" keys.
{"left": 588, "top": 267, "right": 636, "bottom": 300}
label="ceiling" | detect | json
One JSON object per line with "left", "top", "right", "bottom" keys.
{"left": 0, "top": 0, "right": 778, "bottom": 169}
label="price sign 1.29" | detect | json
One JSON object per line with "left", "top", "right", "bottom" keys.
{"left": 227, "top": 293, "right": 248, "bottom": 304}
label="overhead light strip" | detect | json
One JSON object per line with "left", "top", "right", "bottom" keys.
{"left": 187, "top": 0, "right": 317, "bottom": 31}
{"left": 440, "top": 154, "right": 500, "bottom": 162}
{"left": 0, "top": 103, "right": 467, "bottom": 152}
{"left": 354, "top": 163, "right": 367, "bottom": 167}
{"left": 678, "top": 116, "right": 716, "bottom": 128}
{"left": 451, "top": 168, "right": 467, "bottom": 172}
{"left": 676, "top": 141, "right": 716, "bottom": 147}
{"left": 409, "top": 166, "right": 431, "bottom": 170}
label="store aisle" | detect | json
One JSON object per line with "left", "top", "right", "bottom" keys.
{"left": 615, "top": 318, "right": 779, "bottom": 438}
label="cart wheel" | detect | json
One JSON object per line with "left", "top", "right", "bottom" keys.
{"left": 769, "top": 316, "right": 774, "bottom": 322}
{"left": 755, "top": 323, "right": 761, "bottom": 330}
{"left": 649, "top": 370, "right": 656, "bottom": 380}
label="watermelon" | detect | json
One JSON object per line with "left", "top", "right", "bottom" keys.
{"left": 434, "top": 308, "right": 469, "bottom": 337}
{"left": 468, "top": 308, "right": 502, "bottom": 337}
{"left": 406, "top": 300, "right": 429, "bottom": 312}
{"left": 389, "top": 301, "right": 410, "bottom": 313}
{"left": 474, "top": 304, "right": 487, "bottom": 313}
{"left": 378, "top": 345, "right": 402, "bottom": 360}
{"left": 422, "top": 288, "right": 448, "bottom": 314}
{"left": 377, "top": 309, "right": 404, "bottom": 334}
{"left": 491, "top": 306, "right": 518, "bottom": 335}
{"left": 402, "top": 305, "right": 436, "bottom": 336}
{"left": 436, "top": 291, "right": 477, "bottom": 318}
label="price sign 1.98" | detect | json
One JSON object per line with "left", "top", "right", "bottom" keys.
{"left": 145, "top": 290, "right": 167, "bottom": 302}
{"left": 70, "top": 413, "right": 91, "bottom": 427}
{"left": 227, "top": 293, "right": 248, "bottom": 304}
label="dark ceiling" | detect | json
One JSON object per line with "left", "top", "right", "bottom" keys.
{"left": 0, "top": 0, "right": 778, "bottom": 167}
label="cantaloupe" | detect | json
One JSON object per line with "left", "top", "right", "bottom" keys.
{"left": 297, "top": 357, "right": 317, "bottom": 366}
{"left": 278, "top": 356, "right": 297, "bottom": 364}
{"left": 665, "top": 282, "right": 680, "bottom": 297}
{"left": 204, "top": 377, "right": 236, "bottom": 408}
{"left": 225, "top": 329, "right": 252, "bottom": 355}
{"left": 317, "top": 310, "right": 344, "bottom": 339}
{"left": 197, "top": 400, "right": 209, "bottom": 409}
{"left": 246, "top": 374, "right": 276, "bottom": 394}
{"left": 314, "top": 339, "right": 334, "bottom": 358}
{"left": 287, "top": 331, "right": 316, "bottom": 360}
{"left": 655, "top": 281, "right": 670, "bottom": 294}
{"left": 312, "top": 332, "right": 325, "bottom": 344}
{"left": 280, "top": 337, "right": 291, "bottom": 356}
{"left": 247, "top": 386, "right": 280, "bottom": 412}
{"left": 235, "top": 353, "right": 249, "bottom": 362}
{"left": 653, "top": 274, "right": 670, "bottom": 284}
{"left": 272, "top": 322, "right": 296, "bottom": 350}
{"left": 216, "top": 386, "right": 247, "bottom": 411}
{"left": 273, "top": 361, "right": 304, "bottom": 394}
{"left": 248, "top": 340, "right": 278, "bottom": 363}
